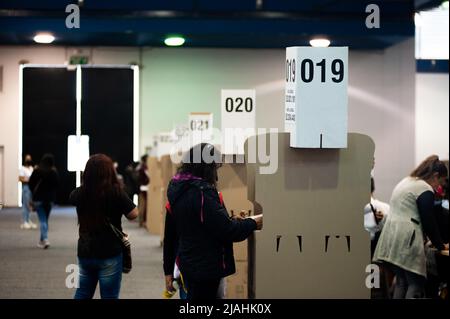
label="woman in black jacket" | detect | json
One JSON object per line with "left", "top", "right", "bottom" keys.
{"left": 28, "top": 153, "right": 59, "bottom": 249}
{"left": 163, "top": 143, "right": 263, "bottom": 300}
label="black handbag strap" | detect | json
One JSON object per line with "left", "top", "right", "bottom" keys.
{"left": 32, "top": 178, "right": 43, "bottom": 195}
{"left": 370, "top": 203, "right": 380, "bottom": 225}
{"left": 105, "top": 217, "right": 127, "bottom": 243}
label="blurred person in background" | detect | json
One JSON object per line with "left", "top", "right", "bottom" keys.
{"left": 364, "top": 177, "right": 390, "bottom": 257}
{"left": 29, "top": 153, "right": 59, "bottom": 249}
{"left": 123, "top": 161, "right": 140, "bottom": 200}
{"left": 137, "top": 155, "right": 150, "bottom": 227}
{"left": 18, "top": 154, "right": 37, "bottom": 230}
{"left": 373, "top": 155, "right": 449, "bottom": 299}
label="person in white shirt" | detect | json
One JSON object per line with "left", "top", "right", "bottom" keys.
{"left": 364, "top": 177, "right": 389, "bottom": 256}
{"left": 19, "top": 154, "right": 37, "bottom": 229}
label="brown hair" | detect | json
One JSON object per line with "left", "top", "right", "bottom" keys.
{"left": 410, "top": 155, "right": 448, "bottom": 180}
{"left": 78, "top": 154, "right": 122, "bottom": 230}
{"left": 81, "top": 154, "right": 121, "bottom": 200}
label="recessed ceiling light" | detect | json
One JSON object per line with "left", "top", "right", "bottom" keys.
{"left": 33, "top": 33, "right": 55, "bottom": 44}
{"left": 309, "top": 38, "right": 331, "bottom": 48}
{"left": 164, "top": 36, "right": 185, "bottom": 47}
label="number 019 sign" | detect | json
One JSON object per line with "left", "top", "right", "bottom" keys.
{"left": 285, "top": 47, "right": 348, "bottom": 148}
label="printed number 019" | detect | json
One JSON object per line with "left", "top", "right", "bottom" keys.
{"left": 300, "top": 59, "right": 344, "bottom": 83}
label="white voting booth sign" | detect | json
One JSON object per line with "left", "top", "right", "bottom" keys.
{"left": 285, "top": 47, "right": 348, "bottom": 148}
{"left": 155, "top": 132, "right": 176, "bottom": 158}
{"left": 221, "top": 90, "right": 256, "bottom": 155}
{"left": 189, "top": 112, "right": 213, "bottom": 143}
{"left": 67, "top": 135, "right": 89, "bottom": 172}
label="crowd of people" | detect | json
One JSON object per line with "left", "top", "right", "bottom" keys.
{"left": 17, "top": 149, "right": 448, "bottom": 300}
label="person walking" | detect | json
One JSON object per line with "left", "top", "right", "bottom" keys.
{"left": 19, "top": 154, "right": 37, "bottom": 229}
{"left": 28, "top": 153, "right": 59, "bottom": 249}
{"left": 137, "top": 155, "right": 150, "bottom": 227}
{"left": 70, "top": 154, "right": 138, "bottom": 299}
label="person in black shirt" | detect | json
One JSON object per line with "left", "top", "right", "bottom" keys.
{"left": 70, "top": 154, "right": 138, "bottom": 299}
{"left": 28, "top": 153, "right": 59, "bottom": 249}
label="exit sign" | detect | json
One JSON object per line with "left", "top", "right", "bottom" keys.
{"left": 69, "top": 55, "right": 89, "bottom": 65}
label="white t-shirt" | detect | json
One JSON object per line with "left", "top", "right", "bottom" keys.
{"left": 19, "top": 166, "right": 33, "bottom": 182}
{"left": 364, "top": 196, "right": 390, "bottom": 240}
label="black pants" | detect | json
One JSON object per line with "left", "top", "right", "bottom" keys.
{"left": 185, "top": 277, "right": 221, "bottom": 301}
{"left": 389, "top": 263, "right": 426, "bottom": 299}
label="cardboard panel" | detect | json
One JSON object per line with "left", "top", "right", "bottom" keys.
{"left": 226, "top": 261, "right": 248, "bottom": 299}
{"left": 218, "top": 163, "right": 254, "bottom": 261}
{"left": 159, "top": 155, "right": 176, "bottom": 244}
{"left": 245, "top": 132, "right": 373, "bottom": 298}
{"left": 148, "top": 156, "right": 163, "bottom": 187}
{"left": 147, "top": 187, "right": 164, "bottom": 235}
{"left": 146, "top": 156, "right": 164, "bottom": 234}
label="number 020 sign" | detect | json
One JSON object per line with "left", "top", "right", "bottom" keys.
{"left": 221, "top": 89, "right": 256, "bottom": 155}
{"left": 285, "top": 47, "right": 348, "bottom": 148}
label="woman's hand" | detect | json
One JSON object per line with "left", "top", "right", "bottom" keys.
{"left": 165, "top": 274, "right": 175, "bottom": 292}
{"left": 374, "top": 210, "right": 384, "bottom": 222}
{"left": 249, "top": 214, "right": 263, "bottom": 230}
{"left": 126, "top": 207, "right": 139, "bottom": 220}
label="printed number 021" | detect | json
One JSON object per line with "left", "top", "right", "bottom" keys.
{"left": 190, "top": 120, "right": 209, "bottom": 131}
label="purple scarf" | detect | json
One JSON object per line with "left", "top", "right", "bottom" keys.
{"left": 172, "top": 173, "right": 202, "bottom": 182}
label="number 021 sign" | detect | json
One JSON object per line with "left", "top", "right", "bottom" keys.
{"left": 285, "top": 47, "right": 348, "bottom": 148}
{"left": 221, "top": 89, "right": 256, "bottom": 155}
{"left": 189, "top": 112, "right": 213, "bottom": 142}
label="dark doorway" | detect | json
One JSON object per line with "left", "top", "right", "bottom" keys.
{"left": 81, "top": 67, "right": 134, "bottom": 178}
{"left": 22, "top": 67, "right": 76, "bottom": 205}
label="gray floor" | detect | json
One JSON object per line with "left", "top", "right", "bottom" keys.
{"left": 0, "top": 206, "right": 165, "bottom": 299}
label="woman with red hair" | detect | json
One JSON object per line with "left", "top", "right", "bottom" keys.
{"left": 70, "top": 154, "right": 138, "bottom": 299}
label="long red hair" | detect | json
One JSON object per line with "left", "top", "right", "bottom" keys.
{"left": 81, "top": 154, "right": 121, "bottom": 199}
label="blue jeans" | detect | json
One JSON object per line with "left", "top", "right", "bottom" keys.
{"left": 74, "top": 253, "right": 123, "bottom": 299}
{"left": 22, "top": 185, "right": 31, "bottom": 223}
{"left": 35, "top": 201, "right": 52, "bottom": 241}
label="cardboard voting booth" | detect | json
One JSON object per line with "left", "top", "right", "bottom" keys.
{"left": 218, "top": 162, "right": 254, "bottom": 299}
{"left": 245, "top": 132, "right": 373, "bottom": 298}
{"left": 159, "top": 155, "right": 175, "bottom": 245}
{"left": 146, "top": 154, "right": 176, "bottom": 245}
{"left": 146, "top": 156, "right": 164, "bottom": 235}
{"left": 218, "top": 163, "right": 254, "bottom": 261}
{"left": 219, "top": 88, "right": 257, "bottom": 298}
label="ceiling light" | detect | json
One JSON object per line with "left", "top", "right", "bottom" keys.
{"left": 33, "top": 33, "right": 55, "bottom": 44}
{"left": 441, "top": 1, "right": 449, "bottom": 10}
{"left": 309, "top": 38, "right": 331, "bottom": 48}
{"left": 164, "top": 36, "right": 185, "bottom": 47}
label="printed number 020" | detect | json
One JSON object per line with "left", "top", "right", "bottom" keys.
{"left": 225, "top": 97, "right": 253, "bottom": 113}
